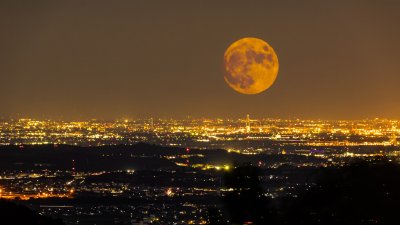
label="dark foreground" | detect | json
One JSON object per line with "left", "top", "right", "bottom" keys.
{"left": 0, "top": 144, "right": 399, "bottom": 225}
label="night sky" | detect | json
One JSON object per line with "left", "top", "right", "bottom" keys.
{"left": 1, "top": 1, "right": 400, "bottom": 120}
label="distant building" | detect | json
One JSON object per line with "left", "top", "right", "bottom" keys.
{"left": 245, "top": 114, "right": 251, "bottom": 133}
{"left": 390, "top": 133, "right": 398, "bottom": 146}
{"left": 150, "top": 118, "right": 154, "bottom": 131}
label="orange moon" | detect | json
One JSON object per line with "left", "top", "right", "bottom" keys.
{"left": 223, "top": 37, "right": 279, "bottom": 94}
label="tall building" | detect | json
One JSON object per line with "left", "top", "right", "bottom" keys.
{"left": 390, "top": 133, "right": 398, "bottom": 146}
{"left": 245, "top": 114, "right": 251, "bottom": 133}
{"left": 150, "top": 118, "right": 154, "bottom": 131}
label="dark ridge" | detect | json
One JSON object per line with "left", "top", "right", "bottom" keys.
{"left": 0, "top": 199, "right": 65, "bottom": 225}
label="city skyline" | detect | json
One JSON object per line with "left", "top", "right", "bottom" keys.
{"left": 2, "top": 1, "right": 400, "bottom": 120}
{"left": 2, "top": 116, "right": 399, "bottom": 147}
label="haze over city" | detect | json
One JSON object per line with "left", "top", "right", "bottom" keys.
{"left": 2, "top": 1, "right": 400, "bottom": 120}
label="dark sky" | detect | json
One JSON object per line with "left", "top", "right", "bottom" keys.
{"left": 1, "top": 1, "right": 400, "bottom": 120}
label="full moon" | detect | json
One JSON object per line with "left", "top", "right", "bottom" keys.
{"left": 223, "top": 37, "right": 279, "bottom": 94}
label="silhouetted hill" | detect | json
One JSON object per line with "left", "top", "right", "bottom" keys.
{"left": 222, "top": 164, "right": 270, "bottom": 225}
{"left": 0, "top": 143, "right": 319, "bottom": 172}
{"left": 0, "top": 143, "right": 180, "bottom": 171}
{"left": 215, "top": 162, "right": 400, "bottom": 225}
{"left": 284, "top": 162, "right": 400, "bottom": 225}
{"left": 0, "top": 199, "right": 64, "bottom": 225}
